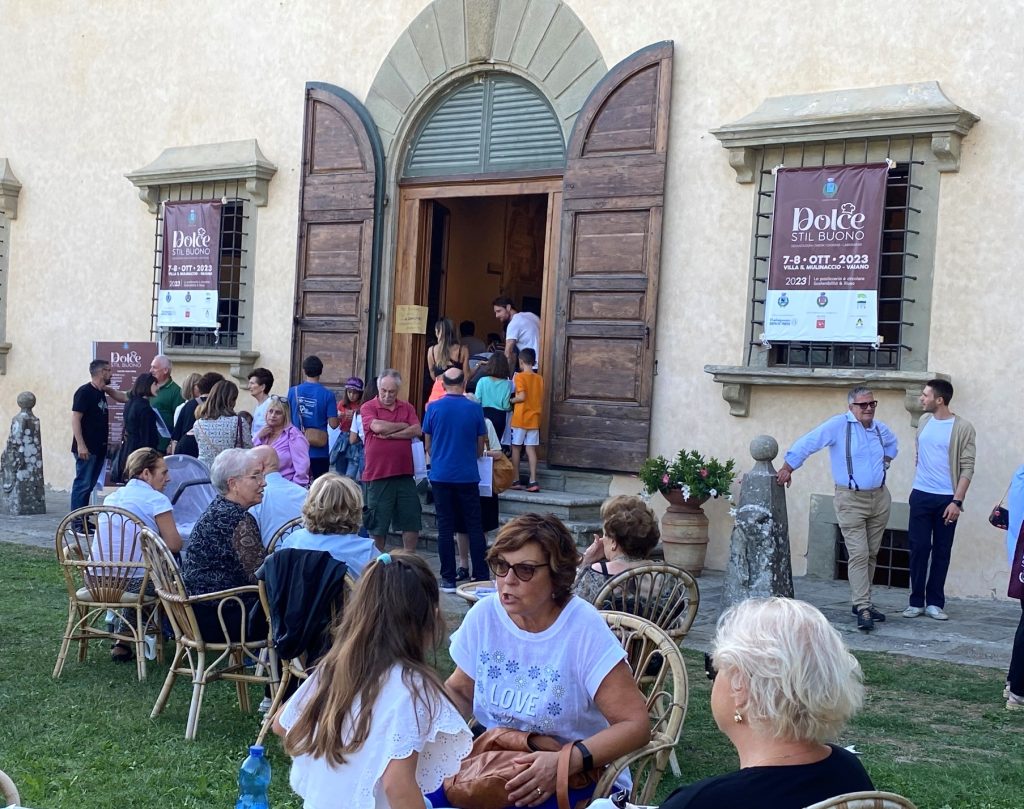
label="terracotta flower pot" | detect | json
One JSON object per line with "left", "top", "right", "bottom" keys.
{"left": 660, "top": 489, "right": 710, "bottom": 576}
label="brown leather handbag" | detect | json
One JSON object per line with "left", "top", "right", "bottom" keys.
{"left": 491, "top": 453, "right": 516, "bottom": 495}
{"left": 443, "top": 727, "right": 599, "bottom": 809}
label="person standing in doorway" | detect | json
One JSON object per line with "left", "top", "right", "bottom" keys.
{"left": 287, "top": 355, "right": 339, "bottom": 482}
{"left": 459, "top": 320, "right": 488, "bottom": 358}
{"left": 903, "top": 379, "right": 976, "bottom": 621}
{"left": 70, "top": 359, "right": 127, "bottom": 516}
{"left": 148, "top": 355, "right": 183, "bottom": 453}
{"left": 509, "top": 348, "right": 544, "bottom": 494}
{"left": 247, "top": 367, "right": 275, "bottom": 437}
{"left": 422, "top": 368, "right": 489, "bottom": 592}
{"left": 360, "top": 369, "right": 422, "bottom": 552}
{"left": 776, "top": 387, "right": 899, "bottom": 632}
{"left": 493, "top": 295, "right": 540, "bottom": 370}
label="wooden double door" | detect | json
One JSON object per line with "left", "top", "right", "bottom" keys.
{"left": 292, "top": 43, "right": 673, "bottom": 472}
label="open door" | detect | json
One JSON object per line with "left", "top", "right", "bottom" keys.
{"left": 292, "top": 83, "right": 384, "bottom": 390}
{"left": 547, "top": 41, "right": 673, "bottom": 472}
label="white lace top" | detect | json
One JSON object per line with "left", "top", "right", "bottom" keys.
{"left": 279, "top": 665, "right": 473, "bottom": 809}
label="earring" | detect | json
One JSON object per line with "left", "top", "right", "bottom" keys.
{"left": 733, "top": 711, "right": 743, "bottom": 723}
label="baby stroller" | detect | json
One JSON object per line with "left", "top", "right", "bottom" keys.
{"left": 163, "top": 454, "right": 216, "bottom": 542}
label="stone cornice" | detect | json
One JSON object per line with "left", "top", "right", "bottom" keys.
{"left": 0, "top": 160, "right": 23, "bottom": 220}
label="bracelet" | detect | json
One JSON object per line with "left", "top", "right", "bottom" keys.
{"left": 573, "top": 739, "right": 594, "bottom": 771}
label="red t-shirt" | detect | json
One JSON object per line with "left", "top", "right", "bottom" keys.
{"left": 360, "top": 398, "right": 420, "bottom": 482}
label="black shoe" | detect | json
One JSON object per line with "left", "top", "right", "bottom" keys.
{"left": 455, "top": 566, "right": 470, "bottom": 582}
{"left": 851, "top": 605, "right": 886, "bottom": 623}
{"left": 856, "top": 608, "right": 875, "bottom": 632}
{"left": 440, "top": 578, "right": 458, "bottom": 594}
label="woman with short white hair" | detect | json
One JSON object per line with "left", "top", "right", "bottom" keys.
{"left": 661, "top": 597, "right": 873, "bottom": 809}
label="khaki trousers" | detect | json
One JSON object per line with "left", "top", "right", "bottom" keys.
{"left": 834, "top": 486, "right": 892, "bottom": 610}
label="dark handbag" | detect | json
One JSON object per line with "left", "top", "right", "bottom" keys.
{"left": 1009, "top": 525, "right": 1024, "bottom": 600}
{"left": 234, "top": 414, "right": 245, "bottom": 448}
{"left": 990, "top": 484, "right": 1011, "bottom": 529}
{"left": 442, "top": 727, "right": 600, "bottom": 809}
{"left": 107, "top": 439, "right": 129, "bottom": 485}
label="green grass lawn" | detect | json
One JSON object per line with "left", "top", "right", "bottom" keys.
{"left": 0, "top": 541, "right": 1019, "bottom": 809}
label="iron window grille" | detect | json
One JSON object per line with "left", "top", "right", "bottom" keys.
{"left": 149, "top": 180, "right": 249, "bottom": 349}
{"left": 835, "top": 527, "right": 910, "bottom": 589}
{"left": 748, "top": 137, "right": 925, "bottom": 370}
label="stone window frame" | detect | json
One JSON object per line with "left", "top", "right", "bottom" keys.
{"left": 0, "top": 160, "right": 22, "bottom": 375}
{"left": 126, "top": 140, "right": 276, "bottom": 380}
{"left": 705, "top": 82, "right": 978, "bottom": 425}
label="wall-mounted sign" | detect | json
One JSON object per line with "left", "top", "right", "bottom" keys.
{"left": 94, "top": 341, "right": 158, "bottom": 486}
{"left": 764, "top": 164, "right": 889, "bottom": 343}
{"left": 158, "top": 201, "right": 221, "bottom": 328}
{"left": 394, "top": 304, "right": 429, "bottom": 334}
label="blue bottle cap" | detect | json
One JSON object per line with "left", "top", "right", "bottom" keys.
{"left": 249, "top": 745, "right": 264, "bottom": 757}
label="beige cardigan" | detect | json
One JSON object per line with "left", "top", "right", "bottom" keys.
{"left": 916, "top": 412, "right": 976, "bottom": 490}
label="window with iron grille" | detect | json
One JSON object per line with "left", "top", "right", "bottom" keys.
{"left": 747, "top": 137, "right": 926, "bottom": 370}
{"left": 149, "top": 180, "right": 251, "bottom": 350}
{"left": 835, "top": 526, "right": 910, "bottom": 589}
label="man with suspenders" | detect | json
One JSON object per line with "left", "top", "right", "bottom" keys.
{"left": 777, "top": 386, "right": 900, "bottom": 632}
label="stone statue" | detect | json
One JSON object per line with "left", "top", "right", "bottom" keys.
{"left": 1, "top": 392, "right": 46, "bottom": 515}
{"left": 721, "top": 434, "right": 793, "bottom": 609}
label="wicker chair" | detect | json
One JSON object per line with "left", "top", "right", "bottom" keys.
{"left": 266, "top": 515, "right": 304, "bottom": 553}
{"left": 140, "top": 528, "right": 280, "bottom": 740}
{"left": 253, "top": 566, "right": 357, "bottom": 745}
{"left": 591, "top": 561, "right": 700, "bottom": 645}
{"left": 803, "top": 792, "right": 919, "bottom": 809}
{"left": 593, "top": 611, "right": 688, "bottom": 805}
{"left": 0, "top": 768, "right": 19, "bottom": 807}
{"left": 53, "top": 506, "right": 163, "bottom": 681}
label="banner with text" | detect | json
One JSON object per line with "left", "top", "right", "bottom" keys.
{"left": 764, "top": 163, "right": 888, "bottom": 343}
{"left": 93, "top": 341, "right": 158, "bottom": 486}
{"left": 158, "top": 200, "right": 221, "bottom": 329}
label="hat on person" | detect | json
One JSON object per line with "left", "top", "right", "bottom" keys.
{"left": 345, "top": 376, "right": 364, "bottom": 392}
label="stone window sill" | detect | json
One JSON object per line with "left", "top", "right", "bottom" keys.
{"left": 163, "top": 347, "right": 261, "bottom": 383}
{"left": 703, "top": 365, "right": 948, "bottom": 426}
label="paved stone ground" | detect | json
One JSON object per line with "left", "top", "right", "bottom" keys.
{"left": 8, "top": 489, "right": 1017, "bottom": 670}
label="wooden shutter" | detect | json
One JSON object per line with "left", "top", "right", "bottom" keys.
{"left": 292, "top": 84, "right": 382, "bottom": 390}
{"left": 547, "top": 41, "right": 673, "bottom": 472}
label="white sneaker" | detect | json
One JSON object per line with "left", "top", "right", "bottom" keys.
{"left": 258, "top": 697, "right": 273, "bottom": 714}
{"left": 925, "top": 605, "right": 949, "bottom": 621}
{"left": 902, "top": 606, "right": 924, "bottom": 618}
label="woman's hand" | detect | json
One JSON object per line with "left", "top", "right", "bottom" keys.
{"left": 580, "top": 534, "right": 606, "bottom": 567}
{"left": 486, "top": 449, "right": 503, "bottom": 458}
{"left": 506, "top": 750, "right": 559, "bottom": 807}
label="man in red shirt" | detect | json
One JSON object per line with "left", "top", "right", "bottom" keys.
{"left": 360, "top": 369, "right": 423, "bottom": 551}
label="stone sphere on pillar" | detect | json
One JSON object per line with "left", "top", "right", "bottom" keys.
{"left": 750, "top": 434, "right": 778, "bottom": 462}
{"left": 17, "top": 391, "right": 36, "bottom": 412}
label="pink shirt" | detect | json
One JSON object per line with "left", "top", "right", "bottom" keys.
{"left": 254, "top": 424, "right": 310, "bottom": 486}
{"left": 360, "top": 398, "right": 420, "bottom": 482}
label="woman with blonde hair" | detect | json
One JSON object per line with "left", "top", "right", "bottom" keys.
{"left": 574, "top": 495, "right": 660, "bottom": 603}
{"left": 278, "top": 473, "right": 376, "bottom": 577}
{"left": 192, "top": 380, "right": 252, "bottom": 467}
{"left": 661, "top": 597, "right": 872, "bottom": 808}
{"left": 254, "top": 394, "right": 310, "bottom": 486}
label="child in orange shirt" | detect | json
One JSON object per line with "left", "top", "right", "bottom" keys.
{"left": 510, "top": 348, "right": 543, "bottom": 492}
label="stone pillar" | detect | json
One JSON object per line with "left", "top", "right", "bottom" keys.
{"left": 721, "top": 434, "right": 793, "bottom": 610}
{"left": 1, "top": 392, "right": 46, "bottom": 515}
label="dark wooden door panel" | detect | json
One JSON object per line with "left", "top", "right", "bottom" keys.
{"left": 292, "top": 86, "right": 381, "bottom": 390}
{"left": 548, "top": 41, "right": 673, "bottom": 472}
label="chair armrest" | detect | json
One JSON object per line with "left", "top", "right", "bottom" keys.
{"left": 187, "top": 585, "right": 261, "bottom": 605}
{"left": 594, "top": 738, "right": 677, "bottom": 801}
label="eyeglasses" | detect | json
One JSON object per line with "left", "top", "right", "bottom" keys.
{"left": 269, "top": 395, "right": 287, "bottom": 403}
{"left": 488, "top": 557, "right": 548, "bottom": 582}
{"left": 704, "top": 652, "right": 717, "bottom": 682}
{"left": 234, "top": 472, "right": 265, "bottom": 482}
{"left": 851, "top": 401, "right": 878, "bottom": 410}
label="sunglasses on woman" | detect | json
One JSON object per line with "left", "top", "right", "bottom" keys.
{"left": 488, "top": 557, "right": 548, "bottom": 582}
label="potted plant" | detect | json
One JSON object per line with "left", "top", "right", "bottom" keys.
{"left": 639, "top": 450, "right": 736, "bottom": 576}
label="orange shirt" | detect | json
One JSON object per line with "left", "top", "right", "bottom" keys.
{"left": 511, "top": 370, "right": 544, "bottom": 430}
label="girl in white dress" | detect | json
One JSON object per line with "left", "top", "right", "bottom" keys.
{"left": 275, "top": 551, "right": 472, "bottom": 809}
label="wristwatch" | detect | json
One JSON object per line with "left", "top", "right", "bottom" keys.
{"left": 573, "top": 740, "right": 594, "bottom": 771}
{"left": 952, "top": 499, "right": 964, "bottom": 510}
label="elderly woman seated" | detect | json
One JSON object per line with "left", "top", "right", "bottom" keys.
{"left": 574, "top": 494, "right": 660, "bottom": 604}
{"left": 181, "top": 448, "right": 268, "bottom": 642}
{"left": 660, "top": 597, "right": 872, "bottom": 809}
{"left": 436, "top": 513, "right": 651, "bottom": 809}
{"left": 277, "top": 473, "right": 376, "bottom": 577}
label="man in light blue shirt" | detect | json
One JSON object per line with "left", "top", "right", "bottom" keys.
{"left": 777, "top": 386, "right": 898, "bottom": 632}
{"left": 248, "top": 446, "right": 308, "bottom": 547}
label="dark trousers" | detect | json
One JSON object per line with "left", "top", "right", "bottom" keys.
{"left": 432, "top": 481, "right": 488, "bottom": 583}
{"left": 908, "top": 488, "right": 958, "bottom": 608}
{"left": 70, "top": 451, "right": 106, "bottom": 513}
{"left": 1009, "top": 601, "right": 1024, "bottom": 697}
{"left": 483, "top": 407, "right": 507, "bottom": 444}
{"left": 309, "top": 456, "right": 330, "bottom": 482}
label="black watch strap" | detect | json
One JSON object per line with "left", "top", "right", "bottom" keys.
{"left": 952, "top": 499, "right": 964, "bottom": 509}
{"left": 573, "top": 739, "right": 594, "bottom": 771}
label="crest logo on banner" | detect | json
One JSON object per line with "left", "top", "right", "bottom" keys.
{"left": 764, "top": 164, "right": 889, "bottom": 343}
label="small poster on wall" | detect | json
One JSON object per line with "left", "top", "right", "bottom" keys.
{"left": 157, "top": 201, "right": 221, "bottom": 329}
{"left": 764, "top": 163, "right": 889, "bottom": 343}
{"left": 94, "top": 341, "right": 158, "bottom": 485}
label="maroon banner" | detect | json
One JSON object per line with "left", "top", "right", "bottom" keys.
{"left": 161, "top": 201, "right": 221, "bottom": 291}
{"left": 93, "top": 341, "right": 158, "bottom": 485}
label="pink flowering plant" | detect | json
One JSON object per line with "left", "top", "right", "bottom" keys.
{"left": 639, "top": 450, "right": 736, "bottom": 501}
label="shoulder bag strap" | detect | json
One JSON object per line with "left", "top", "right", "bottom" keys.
{"left": 235, "top": 415, "right": 244, "bottom": 447}
{"left": 556, "top": 742, "right": 573, "bottom": 809}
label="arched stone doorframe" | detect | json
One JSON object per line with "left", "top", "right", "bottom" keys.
{"left": 363, "top": 0, "right": 607, "bottom": 372}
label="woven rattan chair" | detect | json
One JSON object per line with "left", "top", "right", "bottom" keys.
{"left": 266, "top": 515, "right": 304, "bottom": 553}
{"left": 593, "top": 611, "right": 688, "bottom": 805}
{"left": 803, "top": 791, "right": 919, "bottom": 809}
{"left": 592, "top": 561, "right": 700, "bottom": 644}
{"left": 53, "top": 506, "right": 163, "bottom": 681}
{"left": 140, "top": 528, "right": 279, "bottom": 740}
{"left": 253, "top": 566, "right": 357, "bottom": 745}
{"left": 0, "top": 768, "right": 20, "bottom": 807}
